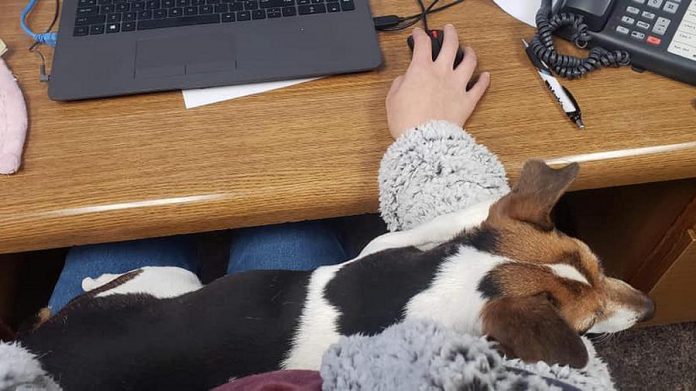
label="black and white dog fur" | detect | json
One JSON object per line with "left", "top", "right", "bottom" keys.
{"left": 18, "top": 161, "right": 654, "bottom": 390}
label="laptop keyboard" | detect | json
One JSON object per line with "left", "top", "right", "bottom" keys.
{"left": 72, "top": 0, "right": 356, "bottom": 36}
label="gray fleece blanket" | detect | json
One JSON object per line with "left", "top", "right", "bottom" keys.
{"left": 0, "top": 121, "right": 614, "bottom": 390}
{"left": 321, "top": 319, "right": 613, "bottom": 391}
{"left": 0, "top": 319, "right": 613, "bottom": 391}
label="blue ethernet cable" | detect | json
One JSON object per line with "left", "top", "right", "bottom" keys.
{"left": 21, "top": 0, "right": 58, "bottom": 47}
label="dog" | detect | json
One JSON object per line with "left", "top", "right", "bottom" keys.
{"left": 16, "top": 160, "right": 654, "bottom": 390}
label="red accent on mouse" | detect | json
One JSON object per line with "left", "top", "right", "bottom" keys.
{"left": 407, "top": 29, "right": 465, "bottom": 68}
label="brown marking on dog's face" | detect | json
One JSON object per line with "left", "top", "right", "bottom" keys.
{"left": 482, "top": 262, "right": 601, "bottom": 334}
{"left": 475, "top": 160, "right": 654, "bottom": 367}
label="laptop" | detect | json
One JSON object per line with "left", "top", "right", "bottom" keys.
{"left": 48, "top": 0, "right": 382, "bottom": 101}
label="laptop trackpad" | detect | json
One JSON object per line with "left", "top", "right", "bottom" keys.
{"left": 135, "top": 34, "right": 236, "bottom": 78}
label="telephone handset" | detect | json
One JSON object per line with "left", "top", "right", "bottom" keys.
{"left": 552, "top": 0, "right": 696, "bottom": 86}
{"left": 555, "top": 0, "right": 616, "bottom": 31}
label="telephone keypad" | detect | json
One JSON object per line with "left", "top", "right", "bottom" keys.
{"left": 616, "top": 0, "right": 687, "bottom": 46}
{"left": 664, "top": 1, "right": 680, "bottom": 12}
{"left": 647, "top": 35, "right": 663, "bottom": 44}
{"left": 558, "top": 0, "right": 696, "bottom": 84}
{"left": 653, "top": 24, "right": 668, "bottom": 34}
{"left": 653, "top": 16, "right": 672, "bottom": 34}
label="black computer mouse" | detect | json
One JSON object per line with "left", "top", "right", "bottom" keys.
{"left": 407, "top": 29, "right": 465, "bottom": 68}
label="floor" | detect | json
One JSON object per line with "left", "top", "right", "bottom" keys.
{"left": 596, "top": 322, "right": 696, "bottom": 390}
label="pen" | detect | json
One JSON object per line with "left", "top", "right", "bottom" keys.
{"left": 522, "top": 40, "right": 584, "bottom": 129}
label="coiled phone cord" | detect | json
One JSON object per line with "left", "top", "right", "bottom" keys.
{"left": 528, "top": 0, "right": 631, "bottom": 79}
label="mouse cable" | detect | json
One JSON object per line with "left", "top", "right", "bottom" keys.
{"left": 417, "top": 0, "right": 429, "bottom": 32}
{"left": 528, "top": 0, "right": 630, "bottom": 79}
{"left": 374, "top": 0, "right": 465, "bottom": 32}
{"left": 21, "top": 0, "right": 60, "bottom": 82}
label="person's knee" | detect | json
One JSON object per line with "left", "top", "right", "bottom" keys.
{"left": 65, "top": 236, "right": 198, "bottom": 274}
{"left": 50, "top": 236, "right": 199, "bottom": 313}
{"left": 228, "top": 221, "right": 348, "bottom": 273}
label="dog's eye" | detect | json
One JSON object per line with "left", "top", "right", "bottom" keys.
{"left": 582, "top": 317, "right": 597, "bottom": 334}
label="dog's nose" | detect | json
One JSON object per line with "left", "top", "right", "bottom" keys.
{"left": 638, "top": 297, "right": 656, "bottom": 322}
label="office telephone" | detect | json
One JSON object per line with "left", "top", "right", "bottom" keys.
{"left": 550, "top": 0, "right": 696, "bottom": 85}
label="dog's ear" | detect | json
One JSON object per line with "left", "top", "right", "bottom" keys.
{"left": 491, "top": 160, "right": 579, "bottom": 231}
{"left": 481, "top": 294, "right": 588, "bottom": 368}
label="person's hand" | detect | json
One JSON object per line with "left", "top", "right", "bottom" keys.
{"left": 386, "top": 24, "right": 490, "bottom": 139}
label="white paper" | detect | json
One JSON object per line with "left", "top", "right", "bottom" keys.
{"left": 182, "top": 77, "right": 320, "bottom": 109}
{"left": 183, "top": 0, "right": 547, "bottom": 109}
{"left": 493, "top": 0, "right": 556, "bottom": 27}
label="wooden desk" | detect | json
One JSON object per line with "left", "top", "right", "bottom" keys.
{"left": 1, "top": 0, "right": 695, "bottom": 254}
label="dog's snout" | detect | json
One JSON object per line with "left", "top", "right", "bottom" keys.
{"left": 638, "top": 296, "right": 656, "bottom": 323}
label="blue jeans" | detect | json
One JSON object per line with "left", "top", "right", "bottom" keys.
{"left": 48, "top": 221, "right": 349, "bottom": 312}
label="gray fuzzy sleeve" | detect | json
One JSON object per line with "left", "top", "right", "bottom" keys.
{"left": 378, "top": 120, "right": 510, "bottom": 232}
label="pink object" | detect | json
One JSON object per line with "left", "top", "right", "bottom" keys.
{"left": 212, "top": 370, "right": 322, "bottom": 391}
{"left": 0, "top": 58, "right": 28, "bottom": 175}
